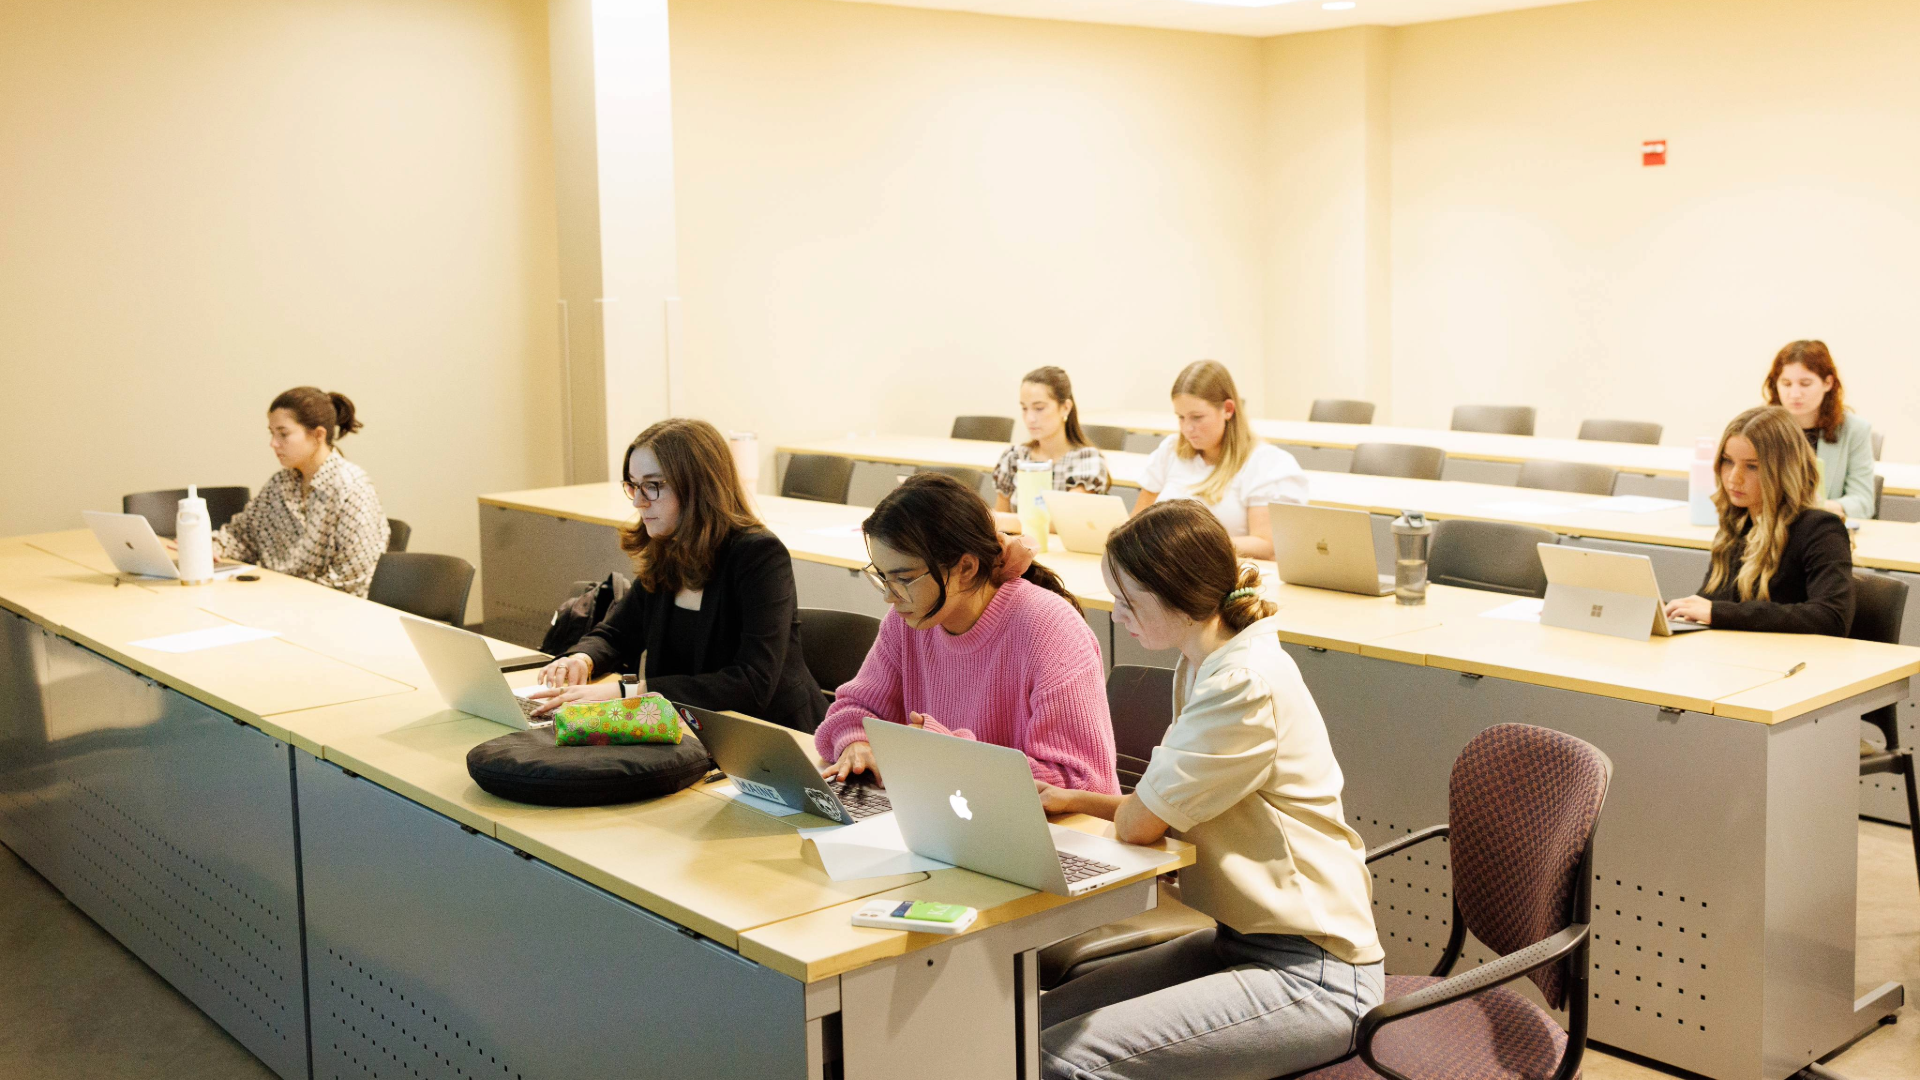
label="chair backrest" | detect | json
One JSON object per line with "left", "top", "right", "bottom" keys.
{"left": 1308, "top": 398, "right": 1376, "bottom": 425}
{"left": 780, "top": 454, "right": 855, "bottom": 504}
{"left": 1106, "top": 665, "right": 1175, "bottom": 793}
{"left": 917, "top": 465, "right": 987, "bottom": 499}
{"left": 1448, "top": 723, "right": 1611, "bottom": 1010}
{"left": 950, "top": 415, "right": 1016, "bottom": 442}
{"left": 1349, "top": 442, "right": 1447, "bottom": 481}
{"left": 1577, "top": 418, "right": 1663, "bottom": 445}
{"left": 386, "top": 518, "right": 412, "bottom": 552}
{"left": 1871, "top": 431, "right": 1885, "bottom": 461}
{"left": 367, "top": 553, "right": 475, "bottom": 625}
{"left": 1848, "top": 572, "right": 1908, "bottom": 646}
{"left": 1080, "top": 424, "right": 1128, "bottom": 453}
{"left": 122, "top": 487, "right": 249, "bottom": 538}
{"left": 1515, "top": 459, "right": 1618, "bottom": 496}
{"left": 796, "top": 608, "right": 881, "bottom": 693}
{"left": 1872, "top": 473, "right": 1884, "bottom": 519}
{"left": 1428, "top": 519, "right": 1557, "bottom": 598}
{"left": 1451, "top": 404, "right": 1536, "bottom": 436}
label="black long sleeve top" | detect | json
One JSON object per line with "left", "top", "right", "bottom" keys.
{"left": 1699, "top": 509, "right": 1855, "bottom": 636}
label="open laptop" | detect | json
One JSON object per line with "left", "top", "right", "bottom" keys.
{"left": 1269, "top": 504, "right": 1393, "bottom": 596}
{"left": 1537, "top": 544, "right": 1709, "bottom": 640}
{"left": 400, "top": 616, "right": 550, "bottom": 729}
{"left": 865, "top": 721, "right": 1167, "bottom": 897}
{"left": 1042, "top": 491, "right": 1130, "bottom": 556}
{"left": 83, "top": 510, "right": 246, "bottom": 580}
{"left": 677, "top": 703, "right": 890, "bottom": 825}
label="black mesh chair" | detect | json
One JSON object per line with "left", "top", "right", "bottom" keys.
{"left": 780, "top": 454, "right": 855, "bottom": 504}
{"left": 1428, "top": 520, "right": 1556, "bottom": 598}
{"left": 1578, "top": 419, "right": 1663, "bottom": 445}
{"left": 950, "top": 416, "right": 1016, "bottom": 442}
{"left": 1851, "top": 572, "right": 1918, "bottom": 887}
{"left": 1080, "top": 424, "right": 1129, "bottom": 453}
{"left": 386, "top": 518, "right": 412, "bottom": 552}
{"left": 1450, "top": 405, "right": 1536, "bottom": 436}
{"left": 1516, "top": 460, "right": 1618, "bottom": 496}
{"left": 122, "top": 487, "right": 249, "bottom": 538}
{"left": 368, "top": 553, "right": 475, "bottom": 626}
{"left": 1309, "top": 399, "right": 1376, "bottom": 425}
{"left": 796, "top": 608, "right": 881, "bottom": 701}
{"left": 1293, "top": 723, "right": 1611, "bottom": 1080}
{"left": 1350, "top": 443, "right": 1446, "bottom": 482}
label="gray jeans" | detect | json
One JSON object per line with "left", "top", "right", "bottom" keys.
{"left": 1039, "top": 927, "right": 1384, "bottom": 1080}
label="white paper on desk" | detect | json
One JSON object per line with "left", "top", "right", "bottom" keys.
{"left": 129, "top": 624, "right": 280, "bottom": 653}
{"left": 1479, "top": 597, "right": 1544, "bottom": 623}
{"left": 806, "top": 524, "right": 864, "bottom": 539}
{"left": 798, "top": 814, "right": 952, "bottom": 880}
{"left": 1473, "top": 501, "right": 1579, "bottom": 518}
{"left": 1577, "top": 495, "right": 1686, "bottom": 514}
{"left": 707, "top": 780, "right": 805, "bottom": 818}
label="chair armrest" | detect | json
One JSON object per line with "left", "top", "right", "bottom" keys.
{"left": 1356, "top": 923, "right": 1589, "bottom": 1080}
{"left": 1364, "top": 824, "right": 1449, "bottom": 863}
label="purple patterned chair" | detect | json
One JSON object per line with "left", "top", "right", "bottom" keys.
{"left": 1290, "top": 723, "right": 1612, "bottom": 1080}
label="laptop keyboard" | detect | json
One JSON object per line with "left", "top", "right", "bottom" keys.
{"left": 1058, "top": 850, "right": 1121, "bottom": 884}
{"left": 518, "top": 696, "right": 554, "bottom": 728}
{"left": 827, "top": 779, "right": 893, "bottom": 820}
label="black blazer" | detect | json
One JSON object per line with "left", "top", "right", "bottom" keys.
{"left": 1699, "top": 509, "right": 1854, "bottom": 636}
{"left": 572, "top": 527, "right": 827, "bottom": 732}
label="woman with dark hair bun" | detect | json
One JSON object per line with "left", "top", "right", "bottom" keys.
{"left": 213, "top": 387, "right": 389, "bottom": 597}
{"left": 814, "top": 473, "right": 1118, "bottom": 794}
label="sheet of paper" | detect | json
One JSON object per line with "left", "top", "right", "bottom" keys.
{"left": 707, "top": 780, "right": 805, "bottom": 818}
{"left": 798, "top": 814, "right": 952, "bottom": 880}
{"left": 1578, "top": 495, "right": 1686, "bottom": 514}
{"left": 1479, "top": 597, "right": 1545, "bottom": 623}
{"left": 1472, "top": 501, "right": 1579, "bottom": 518}
{"left": 806, "top": 524, "right": 864, "bottom": 539}
{"left": 129, "top": 624, "right": 281, "bottom": 653}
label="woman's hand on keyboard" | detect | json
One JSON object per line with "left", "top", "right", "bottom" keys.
{"left": 539, "top": 653, "right": 594, "bottom": 688}
{"left": 822, "top": 740, "right": 879, "bottom": 784}
{"left": 527, "top": 680, "right": 620, "bottom": 718}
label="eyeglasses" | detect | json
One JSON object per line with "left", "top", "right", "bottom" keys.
{"left": 622, "top": 479, "right": 670, "bottom": 503}
{"left": 861, "top": 563, "right": 933, "bottom": 600}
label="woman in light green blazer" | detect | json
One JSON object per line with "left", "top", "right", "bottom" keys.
{"left": 1764, "top": 340, "right": 1877, "bottom": 520}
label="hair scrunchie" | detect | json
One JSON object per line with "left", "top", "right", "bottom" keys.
{"left": 992, "top": 533, "right": 1039, "bottom": 585}
{"left": 1224, "top": 587, "right": 1259, "bottom": 603}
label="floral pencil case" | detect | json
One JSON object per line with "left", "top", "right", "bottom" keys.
{"left": 553, "top": 692, "right": 684, "bottom": 746}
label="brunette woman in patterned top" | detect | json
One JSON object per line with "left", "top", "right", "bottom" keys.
{"left": 991, "top": 366, "right": 1112, "bottom": 533}
{"left": 213, "top": 388, "right": 389, "bottom": 597}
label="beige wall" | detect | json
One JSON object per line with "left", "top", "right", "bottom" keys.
{"left": 0, "top": 0, "right": 563, "bottom": 620}
{"left": 666, "top": 0, "right": 1268, "bottom": 468}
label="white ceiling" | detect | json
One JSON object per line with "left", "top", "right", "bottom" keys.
{"left": 827, "top": 0, "right": 1598, "bottom": 38}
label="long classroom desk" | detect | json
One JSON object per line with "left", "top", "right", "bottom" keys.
{"left": 481, "top": 483, "right": 1918, "bottom": 1080}
{"left": 0, "top": 529, "right": 1190, "bottom": 1080}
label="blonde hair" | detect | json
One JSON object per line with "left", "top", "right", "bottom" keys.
{"left": 1170, "top": 360, "right": 1255, "bottom": 505}
{"left": 1704, "top": 406, "right": 1823, "bottom": 601}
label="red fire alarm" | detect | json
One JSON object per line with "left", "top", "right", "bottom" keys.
{"left": 1642, "top": 139, "right": 1667, "bottom": 166}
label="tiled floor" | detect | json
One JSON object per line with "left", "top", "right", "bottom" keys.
{"left": 1, "top": 823, "right": 1915, "bottom": 1079}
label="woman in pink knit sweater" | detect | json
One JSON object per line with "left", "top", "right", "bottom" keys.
{"left": 815, "top": 473, "right": 1120, "bottom": 795}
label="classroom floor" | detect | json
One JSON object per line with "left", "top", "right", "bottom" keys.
{"left": 0, "top": 824, "right": 1915, "bottom": 1080}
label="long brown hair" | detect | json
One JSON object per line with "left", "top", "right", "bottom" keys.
{"left": 1762, "top": 340, "right": 1846, "bottom": 443}
{"left": 1170, "top": 360, "right": 1256, "bottom": 505}
{"left": 1021, "top": 366, "right": 1090, "bottom": 450}
{"left": 1104, "top": 500, "right": 1274, "bottom": 633}
{"left": 863, "top": 473, "right": 1081, "bottom": 617}
{"left": 270, "top": 387, "right": 363, "bottom": 445}
{"left": 618, "top": 419, "right": 761, "bottom": 594}
{"left": 1704, "top": 406, "right": 1823, "bottom": 601}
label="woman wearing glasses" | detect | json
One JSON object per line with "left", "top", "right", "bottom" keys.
{"left": 815, "top": 473, "right": 1119, "bottom": 794}
{"left": 529, "top": 419, "right": 827, "bottom": 732}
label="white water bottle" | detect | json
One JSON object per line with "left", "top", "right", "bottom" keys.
{"left": 175, "top": 485, "right": 215, "bottom": 584}
{"left": 729, "top": 432, "right": 761, "bottom": 511}
{"left": 1688, "top": 437, "right": 1717, "bottom": 527}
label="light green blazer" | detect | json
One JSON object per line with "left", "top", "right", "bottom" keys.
{"left": 1812, "top": 411, "right": 1877, "bottom": 520}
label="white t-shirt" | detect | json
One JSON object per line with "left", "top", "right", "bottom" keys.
{"left": 1139, "top": 435, "right": 1307, "bottom": 537}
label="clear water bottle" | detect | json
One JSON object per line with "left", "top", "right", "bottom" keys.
{"left": 1015, "top": 461, "right": 1052, "bottom": 553}
{"left": 1391, "top": 510, "right": 1431, "bottom": 606}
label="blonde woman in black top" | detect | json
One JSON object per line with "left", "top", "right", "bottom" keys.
{"left": 1664, "top": 406, "right": 1855, "bottom": 636}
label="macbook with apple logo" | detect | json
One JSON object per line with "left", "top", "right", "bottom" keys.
{"left": 863, "top": 721, "right": 1168, "bottom": 897}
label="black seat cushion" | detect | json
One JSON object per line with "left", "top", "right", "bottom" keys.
{"left": 467, "top": 728, "right": 712, "bottom": 807}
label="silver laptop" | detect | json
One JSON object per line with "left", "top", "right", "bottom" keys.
{"left": 1537, "top": 544, "right": 1708, "bottom": 640}
{"left": 677, "top": 703, "right": 890, "bottom": 825}
{"left": 1042, "top": 491, "right": 1130, "bottom": 555}
{"left": 1270, "top": 504, "right": 1393, "bottom": 596}
{"left": 83, "top": 510, "right": 246, "bottom": 580}
{"left": 400, "top": 617, "right": 549, "bottom": 729}
{"left": 864, "top": 721, "right": 1167, "bottom": 897}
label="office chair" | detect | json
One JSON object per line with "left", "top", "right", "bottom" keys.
{"left": 1309, "top": 399, "right": 1377, "bottom": 425}
{"left": 796, "top": 608, "right": 881, "bottom": 702}
{"left": 780, "top": 454, "right": 856, "bottom": 504}
{"left": 1428, "top": 519, "right": 1556, "bottom": 598}
{"left": 1451, "top": 405, "right": 1536, "bottom": 437}
{"left": 1516, "top": 460, "right": 1618, "bottom": 496}
{"left": 368, "top": 553, "right": 475, "bottom": 626}
{"left": 122, "top": 487, "right": 249, "bottom": 538}
{"left": 1080, "top": 424, "right": 1129, "bottom": 453}
{"left": 1577, "top": 419, "right": 1663, "bottom": 445}
{"left": 1850, "top": 571, "right": 1918, "bottom": 888}
{"left": 1350, "top": 443, "right": 1446, "bottom": 482}
{"left": 950, "top": 416, "right": 1016, "bottom": 442}
{"left": 386, "top": 518, "right": 412, "bottom": 553}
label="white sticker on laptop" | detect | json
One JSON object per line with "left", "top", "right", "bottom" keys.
{"left": 733, "top": 777, "right": 787, "bottom": 805}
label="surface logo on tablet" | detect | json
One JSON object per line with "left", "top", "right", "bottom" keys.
{"left": 949, "top": 790, "right": 972, "bottom": 821}
{"left": 1591, "top": 604, "right": 1605, "bottom": 618}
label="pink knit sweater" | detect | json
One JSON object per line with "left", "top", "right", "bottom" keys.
{"left": 815, "top": 578, "right": 1120, "bottom": 794}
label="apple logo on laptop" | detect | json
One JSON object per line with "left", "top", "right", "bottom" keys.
{"left": 1315, "top": 539, "right": 1329, "bottom": 556}
{"left": 949, "top": 790, "right": 972, "bottom": 821}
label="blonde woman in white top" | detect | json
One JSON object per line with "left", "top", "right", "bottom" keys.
{"left": 1131, "top": 360, "right": 1305, "bottom": 559}
{"left": 1034, "top": 500, "right": 1382, "bottom": 1080}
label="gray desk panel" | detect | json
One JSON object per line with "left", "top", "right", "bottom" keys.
{"left": 296, "top": 751, "right": 807, "bottom": 1080}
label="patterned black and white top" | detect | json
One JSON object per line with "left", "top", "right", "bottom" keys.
{"left": 213, "top": 454, "right": 389, "bottom": 597}
{"left": 990, "top": 443, "right": 1111, "bottom": 500}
